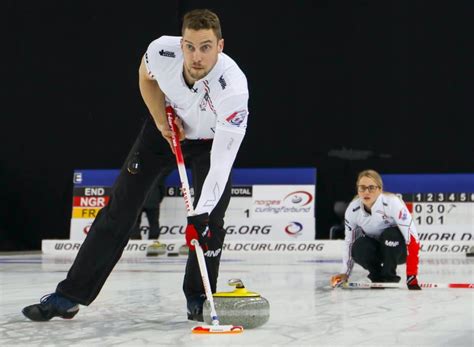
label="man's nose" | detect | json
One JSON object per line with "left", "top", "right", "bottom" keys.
{"left": 192, "top": 50, "right": 202, "bottom": 62}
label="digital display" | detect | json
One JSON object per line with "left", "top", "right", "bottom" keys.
{"left": 383, "top": 174, "right": 474, "bottom": 242}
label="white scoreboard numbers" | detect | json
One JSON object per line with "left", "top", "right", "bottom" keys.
{"left": 384, "top": 174, "right": 474, "bottom": 243}
{"left": 70, "top": 168, "right": 317, "bottom": 241}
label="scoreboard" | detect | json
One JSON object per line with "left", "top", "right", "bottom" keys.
{"left": 383, "top": 174, "right": 474, "bottom": 242}
{"left": 70, "top": 171, "right": 473, "bottom": 244}
{"left": 70, "top": 168, "right": 317, "bottom": 241}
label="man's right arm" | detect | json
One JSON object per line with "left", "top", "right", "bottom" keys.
{"left": 139, "top": 56, "right": 183, "bottom": 150}
{"left": 139, "top": 56, "right": 167, "bottom": 132}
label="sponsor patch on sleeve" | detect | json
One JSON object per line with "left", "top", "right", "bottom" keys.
{"left": 398, "top": 208, "right": 408, "bottom": 221}
{"left": 225, "top": 110, "right": 247, "bottom": 126}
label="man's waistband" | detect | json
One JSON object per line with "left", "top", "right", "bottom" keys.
{"left": 181, "top": 138, "right": 213, "bottom": 145}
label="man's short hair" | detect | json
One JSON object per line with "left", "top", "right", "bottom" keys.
{"left": 182, "top": 9, "right": 222, "bottom": 40}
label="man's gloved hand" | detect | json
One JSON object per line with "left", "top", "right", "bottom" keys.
{"left": 407, "top": 275, "right": 422, "bottom": 290}
{"left": 185, "top": 213, "right": 211, "bottom": 251}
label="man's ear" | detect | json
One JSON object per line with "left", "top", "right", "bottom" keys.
{"left": 218, "top": 38, "right": 224, "bottom": 53}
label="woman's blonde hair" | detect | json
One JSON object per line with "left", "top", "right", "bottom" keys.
{"left": 356, "top": 169, "right": 383, "bottom": 190}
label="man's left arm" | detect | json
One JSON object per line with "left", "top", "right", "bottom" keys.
{"left": 184, "top": 127, "right": 245, "bottom": 250}
{"left": 195, "top": 94, "right": 248, "bottom": 215}
{"left": 195, "top": 127, "right": 245, "bottom": 215}
{"left": 184, "top": 92, "right": 248, "bottom": 250}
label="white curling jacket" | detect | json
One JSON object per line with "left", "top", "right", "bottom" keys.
{"left": 144, "top": 36, "right": 249, "bottom": 215}
{"left": 342, "top": 193, "right": 420, "bottom": 277}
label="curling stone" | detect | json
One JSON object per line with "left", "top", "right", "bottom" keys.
{"left": 203, "top": 279, "right": 270, "bottom": 329}
{"left": 146, "top": 241, "right": 166, "bottom": 256}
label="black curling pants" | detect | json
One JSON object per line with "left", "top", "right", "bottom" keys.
{"left": 351, "top": 227, "right": 407, "bottom": 281}
{"left": 56, "top": 117, "right": 231, "bottom": 305}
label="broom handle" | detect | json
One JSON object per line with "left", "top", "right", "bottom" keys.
{"left": 192, "top": 239, "right": 219, "bottom": 325}
{"left": 343, "top": 282, "right": 474, "bottom": 289}
{"left": 166, "top": 107, "right": 194, "bottom": 215}
{"left": 166, "top": 107, "right": 220, "bottom": 326}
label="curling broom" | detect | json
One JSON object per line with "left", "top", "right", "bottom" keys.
{"left": 166, "top": 106, "right": 244, "bottom": 334}
{"left": 341, "top": 282, "right": 474, "bottom": 289}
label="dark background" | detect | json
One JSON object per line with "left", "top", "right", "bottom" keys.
{"left": 2, "top": 0, "right": 473, "bottom": 250}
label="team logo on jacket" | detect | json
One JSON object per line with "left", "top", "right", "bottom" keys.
{"left": 218, "top": 75, "right": 227, "bottom": 89}
{"left": 376, "top": 210, "right": 390, "bottom": 222}
{"left": 226, "top": 110, "right": 247, "bottom": 126}
{"left": 159, "top": 49, "right": 176, "bottom": 58}
{"left": 398, "top": 208, "right": 408, "bottom": 221}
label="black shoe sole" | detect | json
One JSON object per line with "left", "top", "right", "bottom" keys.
{"left": 22, "top": 306, "right": 79, "bottom": 321}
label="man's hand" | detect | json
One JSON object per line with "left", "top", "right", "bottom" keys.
{"left": 185, "top": 213, "right": 211, "bottom": 251}
{"left": 330, "top": 274, "right": 348, "bottom": 288}
{"left": 407, "top": 275, "right": 422, "bottom": 290}
{"left": 160, "top": 107, "right": 185, "bottom": 154}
